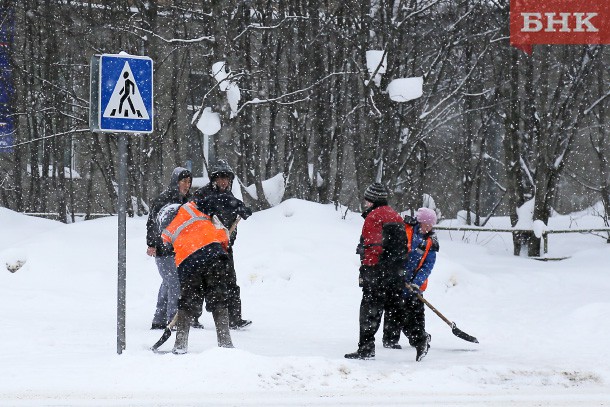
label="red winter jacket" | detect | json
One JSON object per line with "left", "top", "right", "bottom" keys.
{"left": 360, "top": 204, "right": 403, "bottom": 266}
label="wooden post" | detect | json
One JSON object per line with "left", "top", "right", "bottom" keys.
{"left": 543, "top": 232, "right": 548, "bottom": 255}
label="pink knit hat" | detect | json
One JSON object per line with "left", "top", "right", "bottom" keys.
{"left": 416, "top": 207, "right": 437, "bottom": 226}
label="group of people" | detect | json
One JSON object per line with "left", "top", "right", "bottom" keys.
{"left": 145, "top": 160, "right": 252, "bottom": 354}
{"left": 345, "top": 182, "right": 439, "bottom": 361}
{"left": 146, "top": 162, "right": 439, "bottom": 361}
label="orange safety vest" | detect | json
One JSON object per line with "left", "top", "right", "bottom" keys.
{"left": 405, "top": 225, "right": 433, "bottom": 291}
{"left": 161, "top": 201, "right": 229, "bottom": 267}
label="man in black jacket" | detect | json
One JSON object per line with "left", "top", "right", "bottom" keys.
{"left": 146, "top": 167, "right": 205, "bottom": 329}
{"left": 191, "top": 159, "right": 253, "bottom": 329}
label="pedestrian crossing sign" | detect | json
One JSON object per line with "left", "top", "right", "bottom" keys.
{"left": 90, "top": 54, "right": 153, "bottom": 133}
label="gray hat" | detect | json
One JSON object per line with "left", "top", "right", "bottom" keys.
{"left": 364, "top": 182, "right": 388, "bottom": 204}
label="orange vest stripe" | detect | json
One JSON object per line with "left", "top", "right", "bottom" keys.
{"left": 406, "top": 226, "right": 413, "bottom": 252}
{"left": 162, "top": 202, "right": 229, "bottom": 266}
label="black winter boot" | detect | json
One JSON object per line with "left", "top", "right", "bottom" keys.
{"left": 172, "top": 310, "right": 192, "bottom": 355}
{"left": 344, "top": 349, "right": 375, "bottom": 360}
{"left": 229, "top": 319, "right": 252, "bottom": 329}
{"left": 212, "top": 308, "right": 234, "bottom": 348}
{"left": 228, "top": 298, "right": 252, "bottom": 329}
{"left": 415, "top": 333, "right": 431, "bottom": 362}
{"left": 191, "top": 319, "right": 205, "bottom": 329}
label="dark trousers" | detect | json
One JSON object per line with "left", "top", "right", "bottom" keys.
{"left": 357, "top": 264, "right": 404, "bottom": 354}
{"left": 402, "top": 294, "right": 427, "bottom": 346}
{"left": 382, "top": 299, "right": 405, "bottom": 346}
{"left": 225, "top": 250, "right": 244, "bottom": 324}
{"left": 178, "top": 257, "right": 229, "bottom": 317}
{"left": 193, "top": 249, "right": 244, "bottom": 323}
{"left": 383, "top": 290, "right": 427, "bottom": 347}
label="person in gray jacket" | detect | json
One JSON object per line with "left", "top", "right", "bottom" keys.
{"left": 146, "top": 167, "right": 204, "bottom": 329}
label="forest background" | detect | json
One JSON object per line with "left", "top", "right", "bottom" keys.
{"left": 0, "top": 0, "right": 609, "bottom": 257}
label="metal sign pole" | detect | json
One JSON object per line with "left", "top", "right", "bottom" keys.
{"left": 117, "top": 133, "right": 127, "bottom": 354}
{"left": 90, "top": 53, "right": 153, "bottom": 354}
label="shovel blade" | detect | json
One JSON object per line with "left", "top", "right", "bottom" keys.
{"left": 451, "top": 323, "right": 479, "bottom": 343}
{"left": 150, "top": 328, "right": 172, "bottom": 351}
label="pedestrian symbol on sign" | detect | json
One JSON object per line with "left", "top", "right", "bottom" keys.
{"left": 103, "top": 62, "right": 150, "bottom": 120}
{"left": 90, "top": 53, "right": 153, "bottom": 133}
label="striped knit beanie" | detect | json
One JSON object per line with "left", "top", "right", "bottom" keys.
{"left": 364, "top": 182, "right": 389, "bottom": 204}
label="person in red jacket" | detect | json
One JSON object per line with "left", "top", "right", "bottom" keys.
{"left": 345, "top": 183, "right": 406, "bottom": 360}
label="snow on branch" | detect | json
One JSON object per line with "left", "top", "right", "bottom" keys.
{"left": 365, "top": 50, "right": 388, "bottom": 88}
{"left": 387, "top": 77, "right": 423, "bottom": 102}
{"left": 132, "top": 26, "right": 214, "bottom": 44}
{"left": 396, "top": 0, "right": 441, "bottom": 28}
{"left": 584, "top": 91, "right": 610, "bottom": 115}
{"left": 235, "top": 71, "right": 357, "bottom": 115}
{"left": 0, "top": 129, "right": 90, "bottom": 150}
{"left": 519, "top": 156, "right": 535, "bottom": 188}
{"left": 233, "top": 15, "right": 309, "bottom": 41}
{"left": 195, "top": 108, "right": 221, "bottom": 136}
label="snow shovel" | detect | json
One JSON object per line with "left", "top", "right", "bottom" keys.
{"left": 150, "top": 217, "right": 242, "bottom": 352}
{"left": 150, "top": 312, "right": 179, "bottom": 351}
{"left": 406, "top": 284, "right": 479, "bottom": 344}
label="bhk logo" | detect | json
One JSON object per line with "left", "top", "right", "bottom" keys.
{"left": 510, "top": 0, "right": 610, "bottom": 50}
{"left": 520, "top": 12, "right": 598, "bottom": 33}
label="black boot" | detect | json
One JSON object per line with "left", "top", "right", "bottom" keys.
{"left": 349, "top": 299, "right": 380, "bottom": 360}
{"left": 212, "top": 308, "right": 234, "bottom": 348}
{"left": 344, "top": 349, "right": 375, "bottom": 360}
{"left": 228, "top": 298, "right": 251, "bottom": 329}
{"left": 191, "top": 319, "right": 204, "bottom": 329}
{"left": 229, "top": 319, "right": 252, "bottom": 329}
{"left": 172, "top": 310, "right": 192, "bottom": 355}
{"left": 415, "top": 333, "right": 431, "bottom": 362}
{"left": 383, "top": 342, "right": 402, "bottom": 349}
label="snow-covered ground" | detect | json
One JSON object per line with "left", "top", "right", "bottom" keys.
{"left": 1, "top": 199, "right": 609, "bottom": 406}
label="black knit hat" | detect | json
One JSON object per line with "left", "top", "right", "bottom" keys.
{"left": 177, "top": 169, "right": 192, "bottom": 182}
{"left": 364, "top": 182, "right": 389, "bottom": 204}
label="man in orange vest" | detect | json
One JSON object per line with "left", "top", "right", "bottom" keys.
{"left": 383, "top": 207, "right": 439, "bottom": 361}
{"left": 161, "top": 195, "right": 252, "bottom": 354}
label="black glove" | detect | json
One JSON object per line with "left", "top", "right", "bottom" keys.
{"left": 417, "top": 235, "right": 440, "bottom": 252}
{"left": 359, "top": 265, "right": 378, "bottom": 288}
{"left": 238, "top": 205, "right": 253, "bottom": 220}
{"left": 404, "top": 215, "right": 418, "bottom": 226}
{"left": 225, "top": 197, "right": 252, "bottom": 220}
{"left": 406, "top": 282, "right": 421, "bottom": 295}
{"left": 356, "top": 242, "right": 364, "bottom": 255}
